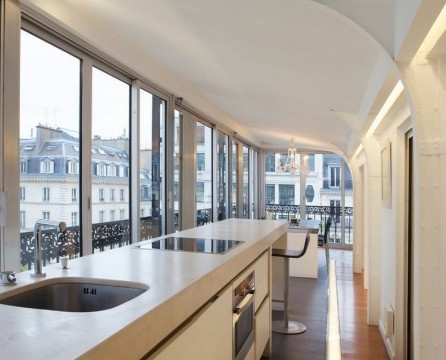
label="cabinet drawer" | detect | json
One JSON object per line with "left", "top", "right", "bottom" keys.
{"left": 253, "top": 251, "right": 269, "bottom": 312}
{"left": 150, "top": 286, "right": 232, "bottom": 360}
{"left": 255, "top": 296, "right": 270, "bottom": 360}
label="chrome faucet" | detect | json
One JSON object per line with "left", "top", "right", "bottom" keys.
{"left": 31, "top": 220, "right": 66, "bottom": 278}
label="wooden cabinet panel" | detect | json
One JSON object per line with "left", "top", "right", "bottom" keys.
{"left": 255, "top": 296, "right": 270, "bottom": 360}
{"left": 151, "top": 286, "right": 232, "bottom": 360}
{"left": 253, "top": 251, "right": 269, "bottom": 312}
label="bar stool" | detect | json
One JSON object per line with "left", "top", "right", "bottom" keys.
{"left": 272, "top": 233, "right": 311, "bottom": 334}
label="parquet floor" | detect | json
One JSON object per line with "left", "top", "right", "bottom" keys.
{"left": 333, "top": 250, "right": 389, "bottom": 359}
{"left": 267, "top": 249, "right": 389, "bottom": 360}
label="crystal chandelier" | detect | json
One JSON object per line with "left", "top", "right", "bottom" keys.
{"left": 275, "top": 139, "right": 308, "bottom": 177}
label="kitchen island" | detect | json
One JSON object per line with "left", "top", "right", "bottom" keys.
{"left": 0, "top": 219, "right": 287, "bottom": 359}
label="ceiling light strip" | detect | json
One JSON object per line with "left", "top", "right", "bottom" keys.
{"left": 366, "top": 80, "right": 404, "bottom": 137}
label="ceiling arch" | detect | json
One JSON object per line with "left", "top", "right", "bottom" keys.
{"left": 22, "top": 0, "right": 400, "bottom": 156}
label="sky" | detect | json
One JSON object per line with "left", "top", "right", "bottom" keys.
{"left": 20, "top": 30, "right": 155, "bottom": 149}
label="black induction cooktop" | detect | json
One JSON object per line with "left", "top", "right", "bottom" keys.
{"left": 135, "top": 236, "right": 244, "bottom": 254}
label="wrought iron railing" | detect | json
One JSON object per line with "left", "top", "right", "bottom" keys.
{"left": 20, "top": 217, "right": 160, "bottom": 270}
{"left": 265, "top": 204, "right": 353, "bottom": 245}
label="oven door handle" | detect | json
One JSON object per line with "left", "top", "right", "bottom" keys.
{"left": 233, "top": 290, "right": 255, "bottom": 316}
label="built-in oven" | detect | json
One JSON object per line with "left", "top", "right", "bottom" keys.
{"left": 233, "top": 271, "right": 255, "bottom": 360}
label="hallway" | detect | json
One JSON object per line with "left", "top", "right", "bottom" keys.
{"left": 268, "top": 249, "right": 389, "bottom": 359}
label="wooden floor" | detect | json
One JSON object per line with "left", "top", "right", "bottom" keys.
{"left": 266, "top": 249, "right": 389, "bottom": 360}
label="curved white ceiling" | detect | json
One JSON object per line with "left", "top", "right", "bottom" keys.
{"left": 22, "top": 0, "right": 398, "bottom": 156}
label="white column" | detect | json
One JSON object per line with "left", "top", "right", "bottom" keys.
{"left": 399, "top": 52, "right": 446, "bottom": 360}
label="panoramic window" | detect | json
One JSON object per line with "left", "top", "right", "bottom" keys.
{"left": 265, "top": 152, "right": 354, "bottom": 246}
{"left": 231, "top": 140, "right": 238, "bottom": 218}
{"left": 92, "top": 67, "right": 130, "bottom": 253}
{"left": 216, "top": 131, "right": 228, "bottom": 221}
{"left": 242, "top": 145, "right": 249, "bottom": 219}
{"left": 196, "top": 122, "right": 212, "bottom": 225}
{"left": 139, "top": 88, "right": 165, "bottom": 239}
{"left": 20, "top": 30, "right": 81, "bottom": 270}
{"left": 173, "top": 110, "right": 181, "bottom": 231}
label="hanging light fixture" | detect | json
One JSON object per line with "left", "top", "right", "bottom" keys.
{"left": 275, "top": 139, "right": 309, "bottom": 177}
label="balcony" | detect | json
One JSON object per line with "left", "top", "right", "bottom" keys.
{"left": 20, "top": 217, "right": 159, "bottom": 270}
{"left": 265, "top": 204, "right": 353, "bottom": 245}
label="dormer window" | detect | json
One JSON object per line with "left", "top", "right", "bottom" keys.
{"left": 67, "top": 159, "right": 79, "bottom": 174}
{"left": 96, "top": 163, "right": 106, "bottom": 176}
{"left": 20, "top": 158, "right": 28, "bottom": 173}
{"left": 108, "top": 164, "right": 117, "bottom": 177}
{"left": 40, "top": 158, "right": 54, "bottom": 173}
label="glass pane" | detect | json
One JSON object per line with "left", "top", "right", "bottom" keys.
{"left": 139, "top": 89, "right": 165, "bottom": 240}
{"left": 92, "top": 67, "right": 130, "bottom": 253}
{"left": 20, "top": 30, "right": 81, "bottom": 270}
{"left": 196, "top": 123, "right": 212, "bottom": 226}
{"left": 231, "top": 140, "right": 238, "bottom": 218}
{"left": 173, "top": 110, "right": 181, "bottom": 231}
{"left": 250, "top": 149, "right": 258, "bottom": 219}
{"left": 242, "top": 146, "right": 249, "bottom": 219}
{"left": 216, "top": 131, "right": 228, "bottom": 221}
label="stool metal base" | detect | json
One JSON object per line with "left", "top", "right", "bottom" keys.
{"left": 272, "top": 320, "right": 307, "bottom": 334}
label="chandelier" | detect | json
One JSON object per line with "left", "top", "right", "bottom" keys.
{"left": 275, "top": 139, "right": 308, "bottom": 177}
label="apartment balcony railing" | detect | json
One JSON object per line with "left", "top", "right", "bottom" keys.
{"left": 265, "top": 204, "right": 353, "bottom": 245}
{"left": 20, "top": 217, "right": 160, "bottom": 270}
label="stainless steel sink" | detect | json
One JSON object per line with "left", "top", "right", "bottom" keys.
{"left": 0, "top": 278, "right": 148, "bottom": 312}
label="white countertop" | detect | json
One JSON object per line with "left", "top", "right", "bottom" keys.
{"left": 288, "top": 219, "right": 320, "bottom": 234}
{"left": 0, "top": 219, "right": 287, "bottom": 359}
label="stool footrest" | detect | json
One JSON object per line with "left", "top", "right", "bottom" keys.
{"left": 272, "top": 320, "right": 307, "bottom": 334}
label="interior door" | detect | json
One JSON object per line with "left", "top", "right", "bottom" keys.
{"left": 406, "top": 132, "right": 414, "bottom": 359}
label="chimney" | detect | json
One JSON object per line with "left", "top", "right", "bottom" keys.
{"left": 36, "top": 125, "right": 62, "bottom": 150}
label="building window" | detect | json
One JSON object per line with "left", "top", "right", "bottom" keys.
{"left": 307, "top": 154, "right": 315, "bottom": 172}
{"left": 96, "top": 163, "right": 106, "bottom": 176}
{"left": 99, "top": 211, "right": 104, "bottom": 223}
{"left": 197, "top": 153, "right": 205, "bottom": 171}
{"left": 20, "top": 187, "right": 25, "bottom": 201}
{"left": 108, "top": 164, "right": 117, "bottom": 177}
{"left": 266, "top": 184, "right": 275, "bottom": 204}
{"left": 71, "top": 212, "right": 78, "bottom": 226}
{"left": 120, "top": 210, "right": 125, "bottom": 220}
{"left": 329, "top": 166, "right": 341, "bottom": 188}
{"left": 196, "top": 182, "right": 204, "bottom": 202}
{"left": 110, "top": 189, "right": 115, "bottom": 201}
{"left": 118, "top": 165, "right": 126, "bottom": 177}
{"left": 140, "top": 185, "right": 149, "bottom": 200}
{"left": 19, "top": 211, "right": 26, "bottom": 228}
{"left": 40, "top": 158, "right": 54, "bottom": 173}
{"left": 42, "top": 211, "right": 50, "bottom": 220}
{"left": 20, "top": 159, "right": 28, "bottom": 173}
{"left": 265, "top": 153, "right": 275, "bottom": 172}
{"left": 110, "top": 210, "right": 115, "bottom": 221}
{"left": 196, "top": 125, "right": 205, "bottom": 145}
{"left": 72, "top": 188, "right": 77, "bottom": 202}
{"left": 120, "top": 189, "right": 125, "bottom": 201}
{"left": 43, "top": 187, "right": 50, "bottom": 202}
{"left": 67, "top": 160, "right": 79, "bottom": 174}
{"left": 279, "top": 184, "right": 295, "bottom": 205}
{"left": 99, "top": 188, "right": 104, "bottom": 202}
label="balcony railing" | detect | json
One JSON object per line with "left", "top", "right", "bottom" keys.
{"left": 20, "top": 217, "right": 160, "bottom": 271}
{"left": 265, "top": 204, "right": 353, "bottom": 245}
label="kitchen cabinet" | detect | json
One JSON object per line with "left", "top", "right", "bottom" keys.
{"left": 234, "top": 250, "right": 271, "bottom": 360}
{"left": 150, "top": 285, "right": 232, "bottom": 360}
{"left": 150, "top": 250, "right": 271, "bottom": 360}
{"left": 255, "top": 296, "right": 270, "bottom": 360}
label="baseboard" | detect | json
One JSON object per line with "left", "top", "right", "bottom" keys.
{"left": 379, "top": 319, "right": 395, "bottom": 359}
